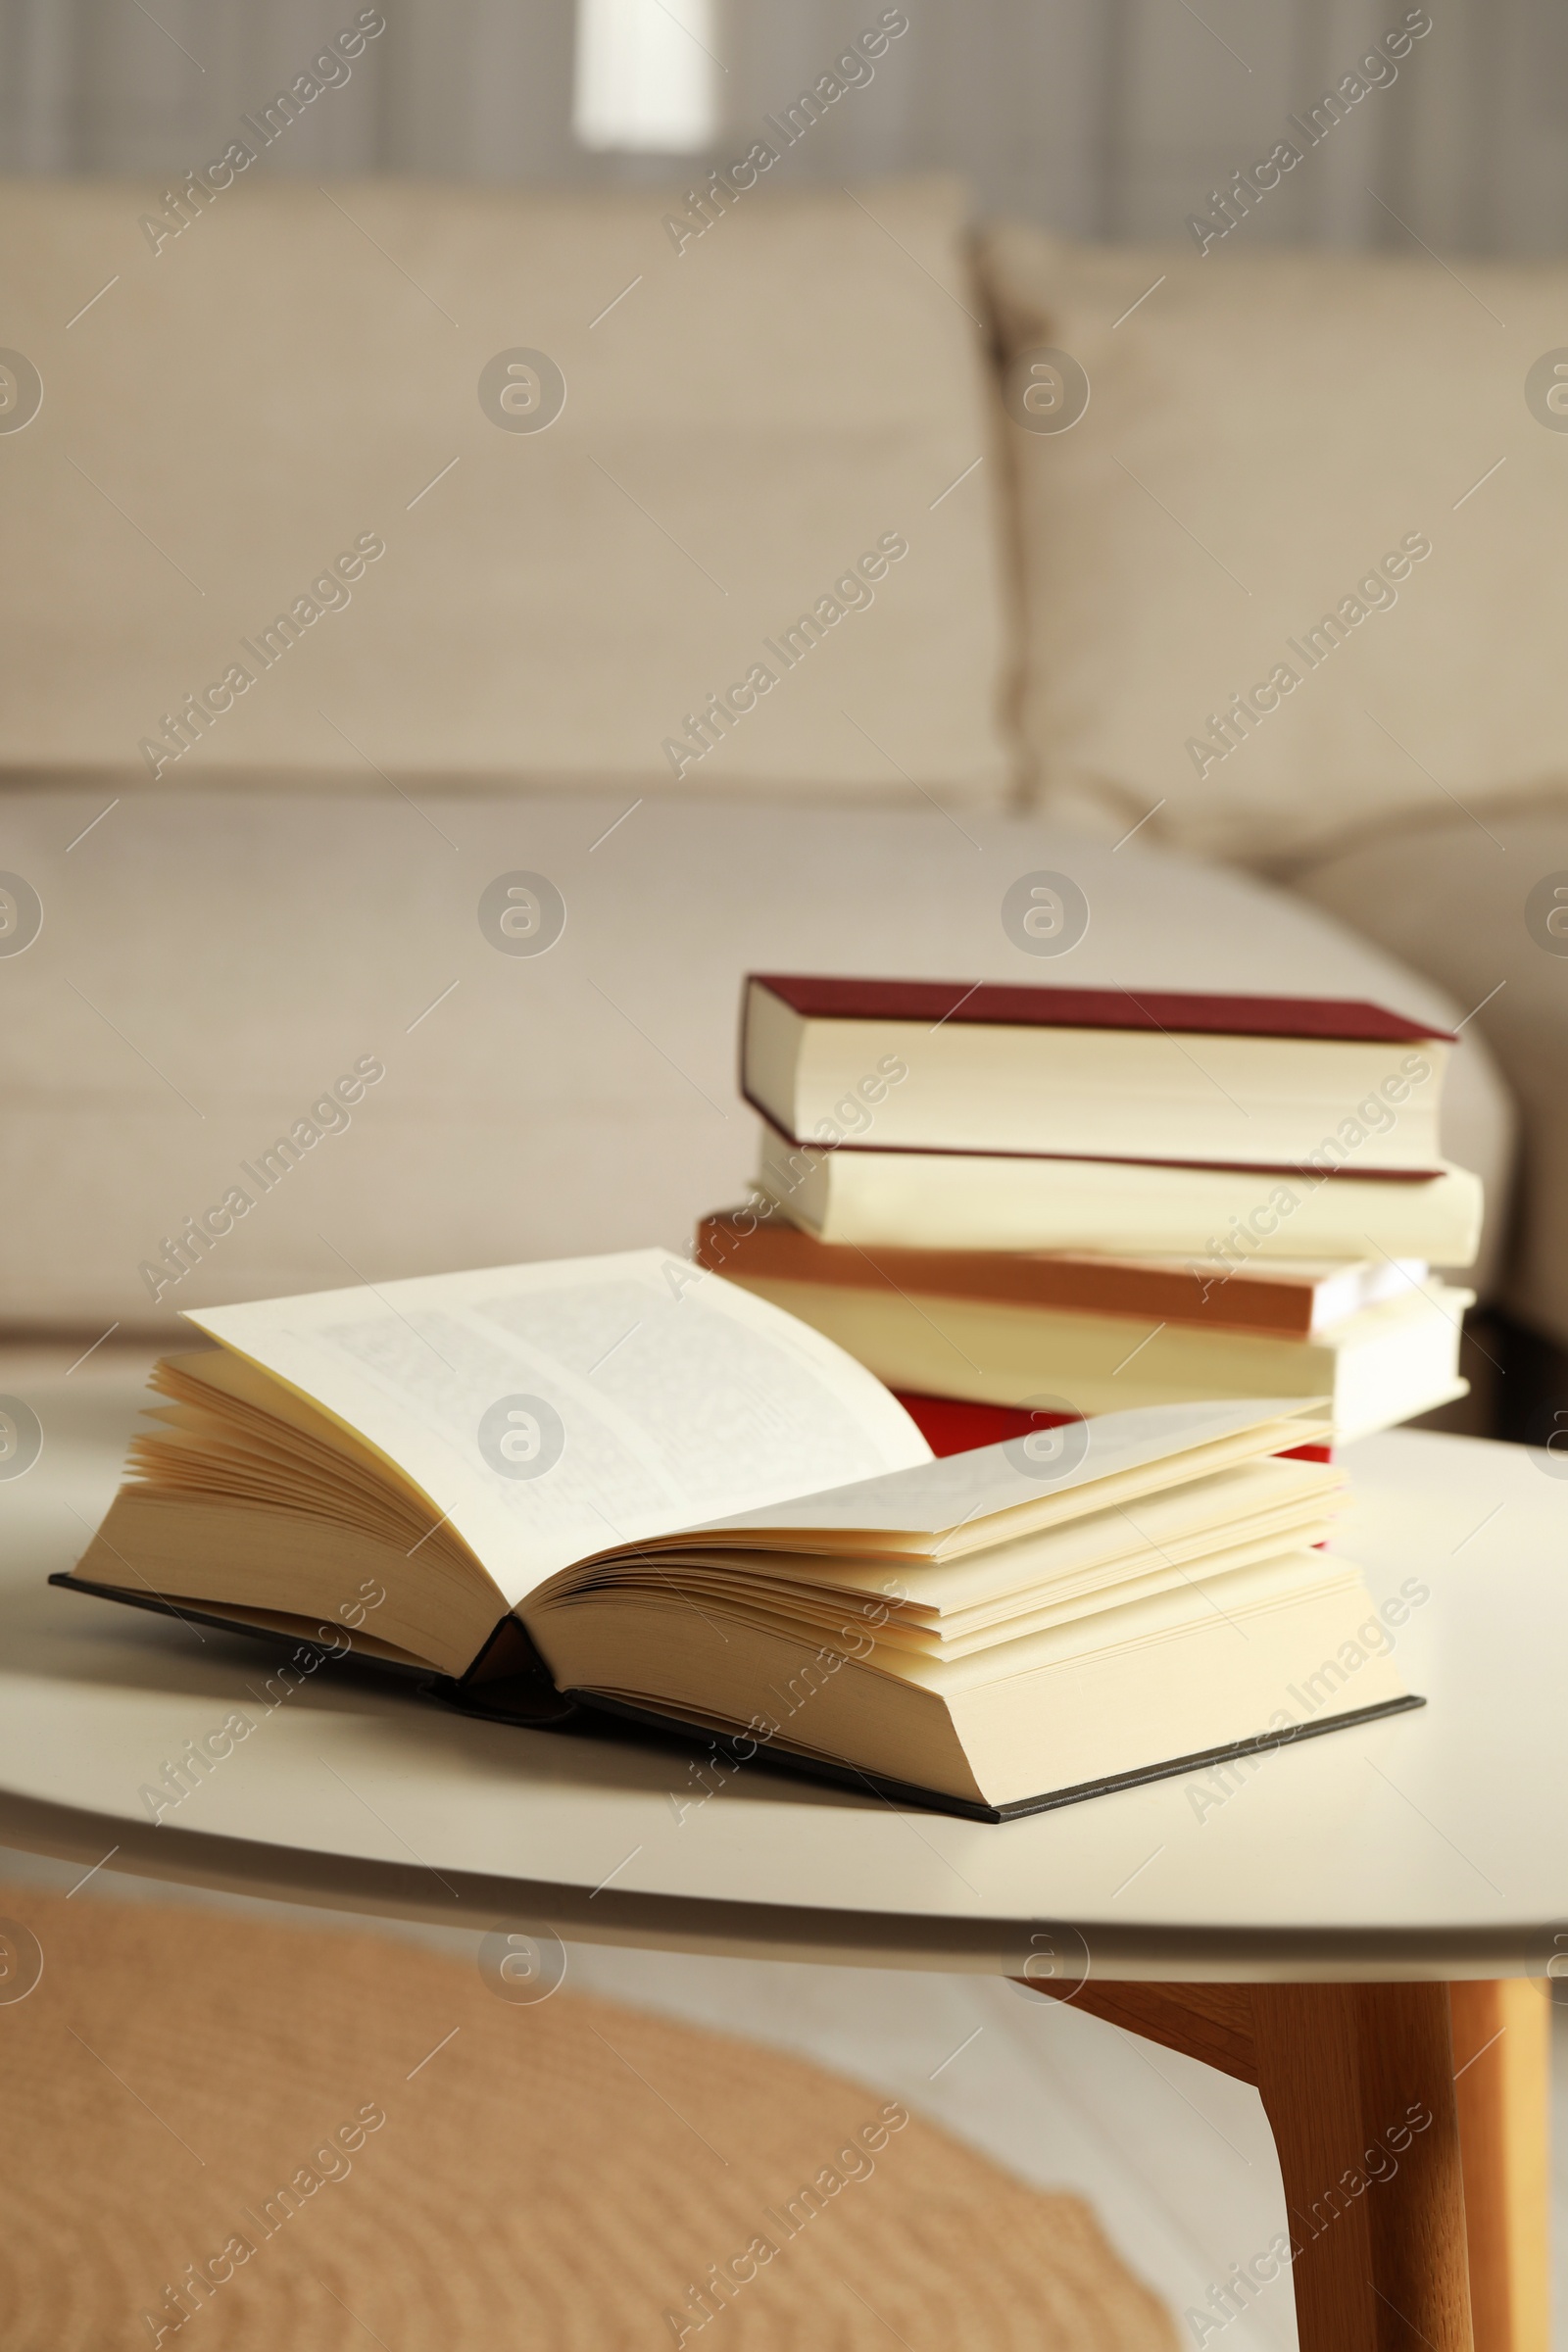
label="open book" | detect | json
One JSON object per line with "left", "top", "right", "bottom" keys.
{"left": 60, "top": 1250, "right": 1421, "bottom": 1821}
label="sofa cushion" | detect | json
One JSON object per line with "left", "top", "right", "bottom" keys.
{"left": 979, "top": 221, "right": 1568, "bottom": 866}
{"left": 1296, "top": 808, "right": 1568, "bottom": 1345}
{"left": 0, "top": 175, "right": 1012, "bottom": 802}
{"left": 0, "top": 788, "right": 1513, "bottom": 1330}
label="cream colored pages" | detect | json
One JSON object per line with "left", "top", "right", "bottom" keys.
{"left": 183, "top": 1251, "right": 930, "bottom": 1609}
{"left": 786, "top": 1014, "right": 1446, "bottom": 1169}
{"left": 644, "top": 1455, "right": 1344, "bottom": 1617}
{"left": 679, "top": 1396, "right": 1325, "bottom": 1544}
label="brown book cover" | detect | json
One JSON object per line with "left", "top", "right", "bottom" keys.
{"left": 697, "top": 1212, "right": 1354, "bottom": 1338}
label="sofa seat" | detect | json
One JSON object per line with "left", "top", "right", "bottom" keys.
{"left": 0, "top": 788, "right": 1513, "bottom": 1331}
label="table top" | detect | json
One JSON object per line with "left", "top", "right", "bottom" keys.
{"left": 3, "top": 1347, "right": 1564, "bottom": 1982}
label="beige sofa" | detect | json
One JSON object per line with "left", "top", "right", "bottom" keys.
{"left": 982, "top": 220, "right": 1568, "bottom": 1374}
{"left": 0, "top": 174, "right": 1553, "bottom": 1402}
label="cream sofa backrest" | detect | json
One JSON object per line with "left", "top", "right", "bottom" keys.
{"left": 0, "top": 175, "right": 1014, "bottom": 804}
{"left": 981, "top": 220, "right": 1568, "bottom": 868}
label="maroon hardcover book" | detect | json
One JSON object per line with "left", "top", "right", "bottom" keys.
{"left": 741, "top": 975, "right": 1450, "bottom": 1178}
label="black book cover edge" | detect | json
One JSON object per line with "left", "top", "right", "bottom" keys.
{"left": 48, "top": 1572, "right": 1427, "bottom": 1826}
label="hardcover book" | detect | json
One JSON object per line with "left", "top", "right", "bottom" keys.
{"left": 743, "top": 972, "right": 1454, "bottom": 1174}
{"left": 696, "top": 1213, "right": 1470, "bottom": 1439}
{"left": 699, "top": 1213, "right": 1426, "bottom": 1336}
{"left": 756, "top": 1123, "right": 1484, "bottom": 1263}
{"left": 58, "top": 1251, "right": 1420, "bottom": 1822}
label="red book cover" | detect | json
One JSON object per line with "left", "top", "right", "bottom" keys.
{"left": 892, "top": 1390, "right": 1331, "bottom": 1466}
{"left": 893, "top": 1392, "right": 1051, "bottom": 1455}
{"left": 749, "top": 972, "right": 1452, "bottom": 1047}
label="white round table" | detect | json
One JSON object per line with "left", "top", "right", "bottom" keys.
{"left": 3, "top": 1351, "right": 1561, "bottom": 2352}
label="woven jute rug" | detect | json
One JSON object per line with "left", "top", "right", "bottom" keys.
{"left": 0, "top": 1886, "right": 1176, "bottom": 2350}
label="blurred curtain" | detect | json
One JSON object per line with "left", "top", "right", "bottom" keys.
{"left": 2, "top": 0, "right": 1565, "bottom": 251}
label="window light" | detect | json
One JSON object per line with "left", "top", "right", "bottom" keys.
{"left": 573, "top": 0, "right": 720, "bottom": 154}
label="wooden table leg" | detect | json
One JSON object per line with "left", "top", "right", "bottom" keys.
{"left": 1250, "top": 1982, "right": 1472, "bottom": 2352}
{"left": 1448, "top": 1981, "right": 1551, "bottom": 2352}
{"left": 1017, "top": 1976, "right": 1499, "bottom": 2352}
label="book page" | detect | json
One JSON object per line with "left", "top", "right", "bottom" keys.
{"left": 689, "top": 1396, "right": 1328, "bottom": 1544}
{"left": 183, "top": 1250, "right": 930, "bottom": 1606}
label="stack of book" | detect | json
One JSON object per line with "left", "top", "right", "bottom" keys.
{"left": 697, "top": 973, "right": 1485, "bottom": 1443}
